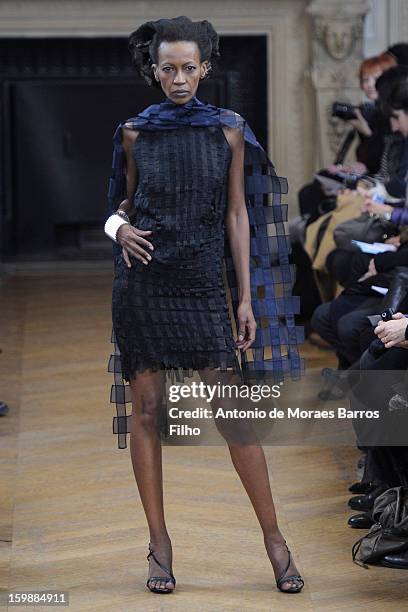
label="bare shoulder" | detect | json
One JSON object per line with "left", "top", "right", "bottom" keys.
{"left": 121, "top": 124, "right": 140, "bottom": 152}
{"left": 221, "top": 124, "right": 244, "bottom": 152}
{"left": 222, "top": 125, "right": 244, "bottom": 150}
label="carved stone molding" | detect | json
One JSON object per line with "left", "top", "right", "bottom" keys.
{"left": 314, "top": 17, "right": 363, "bottom": 61}
{"left": 307, "top": 0, "right": 369, "bottom": 166}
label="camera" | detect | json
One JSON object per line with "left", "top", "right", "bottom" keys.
{"left": 331, "top": 101, "right": 377, "bottom": 123}
{"left": 380, "top": 307, "right": 395, "bottom": 322}
{"left": 368, "top": 308, "right": 395, "bottom": 358}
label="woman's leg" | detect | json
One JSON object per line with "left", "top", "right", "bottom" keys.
{"left": 129, "top": 368, "right": 174, "bottom": 591}
{"left": 198, "top": 368, "right": 303, "bottom": 591}
{"left": 228, "top": 443, "right": 303, "bottom": 590}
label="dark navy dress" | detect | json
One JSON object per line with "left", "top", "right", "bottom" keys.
{"left": 111, "top": 124, "right": 241, "bottom": 386}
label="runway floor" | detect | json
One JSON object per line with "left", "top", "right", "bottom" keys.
{"left": 1, "top": 267, "right": 407, "bottom": 611}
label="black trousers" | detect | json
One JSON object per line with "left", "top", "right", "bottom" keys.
{"left": 311, "top": 294, "right": 381, "bottom": 368}
{"left": 363, "top": 447, "right": 408, "bottom": 487}
{"left": 357, "top": 347, "right": 408, "bottom": 488}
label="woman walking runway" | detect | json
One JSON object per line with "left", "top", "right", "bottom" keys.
{"left": 104, "top": 15, "right": 304, "bottom": 596}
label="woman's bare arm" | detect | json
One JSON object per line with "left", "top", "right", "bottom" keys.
{"left": 117, "top": 127, "right": 139, "bottom": 215}
{"left": 222, "top": 125, "right": 256, "bottom": 351}
{"left": 116, "top": 127, "right": 154, "bottom": 266}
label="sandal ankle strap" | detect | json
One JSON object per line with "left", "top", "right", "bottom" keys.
{"left": 147, "top": 547, "right": 176, "bottom": 584}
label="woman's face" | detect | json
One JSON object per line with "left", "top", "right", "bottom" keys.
{"left": 152, "top": 40, "right": 208, "bottom": 104}
{"left": 390, "top": 109, "right": 408, "bottom": 137}
{"left": 361, "top": 70, "right": 382, "bottom": 100}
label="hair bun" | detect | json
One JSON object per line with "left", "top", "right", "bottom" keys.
{"left": 128, "top": 21, "right": 157, "bottom": 54}
{"left": 201, "top": 20, "right": 220, "bottom": 60}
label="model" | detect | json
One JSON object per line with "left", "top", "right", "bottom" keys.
{"left": 104, "top": 16, "right": 304, "bottom": 595}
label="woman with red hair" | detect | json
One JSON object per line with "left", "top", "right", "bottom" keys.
{"left": 350, "top": 52, "right": 397, "bottom": 173}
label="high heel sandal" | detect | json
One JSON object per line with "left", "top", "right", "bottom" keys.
{"left": 275, "top": 542, "right": 304, "bottom": 594}
{"left": 146, "top": 544, "right": 176, "bottom": 594}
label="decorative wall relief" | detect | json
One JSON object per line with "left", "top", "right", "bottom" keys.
{"left": 307, "top": 1, "right": 369, "bottom": 166}
{"left": 315, "top": 18, "right": 363, "bottom": 61}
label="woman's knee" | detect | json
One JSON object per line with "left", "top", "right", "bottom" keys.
{"left": 130, "top": 371, "right": 165, "bottom": 434}
{"left": 136, "top": 392, "right": 163, "bottom": 433}
{"left": 311, "top": 302, "right": 331, "bottom": 337}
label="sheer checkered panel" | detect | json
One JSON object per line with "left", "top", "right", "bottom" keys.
{"left": 108, "top": 328, "right": 197, "bottom": 449}
{"left": 221, "top": 111, "right": 304, "bottom": 382}
{"left": 108, "top": 328, "right": 129, "bottom": 449}
{"left": 108, "top": 328, "right": 242, "bottom": 449}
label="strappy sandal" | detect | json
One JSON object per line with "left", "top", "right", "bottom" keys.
{"left": 275, "top": 542, "right": 304, "bottom": 594}
{"left": 146, "top": 544, "right": 176, "bottom": 594}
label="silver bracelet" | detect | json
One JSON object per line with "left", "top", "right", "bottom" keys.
{"left": 104, "top": 214, "right": 130, "bottom": 243}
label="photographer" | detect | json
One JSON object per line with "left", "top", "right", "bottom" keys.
{"left": 297, "top": 53, "right": 396, "bottom": 225}
{"left": 331, "top": 53, "right": 396, "bottom": 178}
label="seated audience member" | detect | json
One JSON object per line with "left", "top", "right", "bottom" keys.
{"left": 376, "top": 73, "right": 408, "bottom": 199}
{"left": 347, "top": 313, "right": 408, "bottom": 563}
{"left": 296, "top": 53, "right": 396, "bottom": 227}
{"left": 327, "top": 72, "right": 408, "bottom": 286}
{"left": 311, "top": 292, "right": 384, "bottom": 375}
{"left": 311, "top": 244, "right": 408, "bottom": 377}
{"left": 328, "top": 225, "right": 408, "bottom": 288}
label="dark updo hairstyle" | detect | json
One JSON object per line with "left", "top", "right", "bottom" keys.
{"left": 387, "top": 78, "right": 408, "bottom": 113}
{"left": 128, "top": 15, "right": 220, "bottom": 88}
{"left": 376, "top": 65, "right": 408, "bottom": 116}
{"left": 387, "top": 43, "right": 408, "bottom": 66}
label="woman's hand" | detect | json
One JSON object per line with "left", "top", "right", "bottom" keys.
{"left": 236, "top": 302, "right": 257, "bottom": 352}
{"left": 375, "top": 312, "right": 408, "bottom": 348}
{"left": 116, "top": 223, "right": 154, "bottom": 267}
{"left": 349, "top": 108, "right": 372, "bottom": 137}
{"left": 326, "top": 164, "right": 343, "bottom": 175}
{"left": 385, "top": 235, "right": 401, "bottom": 247}
{"left": 358, "top": 257, "right": 377, "bottom": 282}
{"left": 344, "top": 161, "right": 367, "bottom": 175}
{"left": 361, "top": 197, "right": 393, "bottom": 217}
{"left": 327, "top": 162, "right": 367, "bottom": 175}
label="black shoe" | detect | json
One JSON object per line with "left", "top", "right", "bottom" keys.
{"left": 275, "top": 541, "right": 304, "bottom": 594}
{"left": 348, "top": 485, "right": 388, "bottom": 511}
{"left": 348, "top": 513, "right": 374, "bottom": 529}
{"left": 146, "top": 544, "right": 176, "bottom": 594}
{"left": 348, "top": 481, "right": 373, "bottom": 494}
{"left": 0, "top": 401, "right": 9, "bottom": 416}
{"left": 380, "top": 549, "right": 408, "bottom": 569}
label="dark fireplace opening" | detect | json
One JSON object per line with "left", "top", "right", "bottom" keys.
{"left": 0, "top": 36, "right": 267, "bottom": 261}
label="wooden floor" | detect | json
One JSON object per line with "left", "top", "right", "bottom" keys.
{"left": 1, "top": 267, "right": 407, "bottom": 611}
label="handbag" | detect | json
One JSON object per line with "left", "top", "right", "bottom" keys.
{"left": 333, "top": 212, "right": 397, "bottom": 251}
{"left": 352, "top": 486, "right": 408, "bottom": 567}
